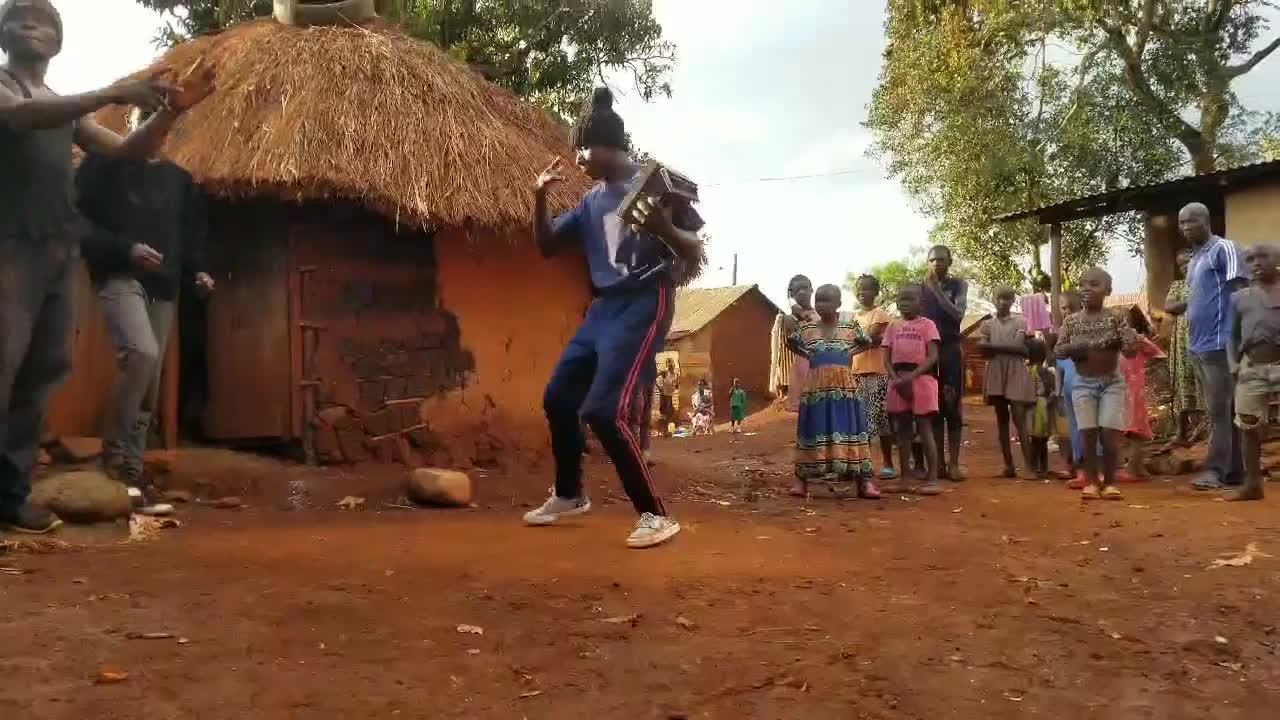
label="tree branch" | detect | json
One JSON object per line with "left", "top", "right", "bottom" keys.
{"left": 1227, "top": 36, "right": 1280, "bottom": 78}
{"left": 1134, "top": 0, "right": 1158, "bottom": 57}
{"left": 1096, "top": 18, "right": 1204, "bottom": 149}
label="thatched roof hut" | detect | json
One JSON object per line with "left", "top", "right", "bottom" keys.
{"left": 52, "top": 18, "right": 597, "bottom": 468}
{"left": 97, "top": 18, "right": 593, "bottom": 228}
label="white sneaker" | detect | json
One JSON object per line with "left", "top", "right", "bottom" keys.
{"left": 626, "top": 512, "right": 680, "bottom": 549}
{"left": 128, "top": 486, "right": 175, "bottom": 517}
{"left": 523, "top": 494, "right": 591, "bottom": 526}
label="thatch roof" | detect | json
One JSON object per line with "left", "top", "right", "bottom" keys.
{"left": 98, "top": 18, "right": 593, "bottom": 229}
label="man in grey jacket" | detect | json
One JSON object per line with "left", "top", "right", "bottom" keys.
{"left": 78, "top": 108, "right": 214, "bottom": 515}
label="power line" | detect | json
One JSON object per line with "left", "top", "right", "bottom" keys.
{"left": 706, "top": 166, "right": 885, "bottom": 185}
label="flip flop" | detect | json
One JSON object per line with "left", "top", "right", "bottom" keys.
{"left": 1080, "top": 484, "right": 1101, "bottom": 501}
{"left": 858, "top": 481, "right": 882, "bottom": 500}
{"left": 1191, "top": 474, "right": 1224, "bottom": 491}
{"left": 879, "top": 467, "right": 899, "bottom": 480}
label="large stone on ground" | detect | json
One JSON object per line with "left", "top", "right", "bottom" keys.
{"left": 407, "top": 468, "right": 472, "bottom": 508}
{"left": 29, "top": 470, "right": 131, "bottom": 524}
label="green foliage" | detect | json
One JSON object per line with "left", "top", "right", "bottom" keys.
{"left": 867, "top": 0, "right": 1280, "bottom": 290}
{"left": 1265, "top": 136, "right": 1280, "bottom": 161}
{"left": 845, "top": 245, "right": 991, "bottom": 311}
{"left": 137, "top": 0, "right": 676, "bottom": 122}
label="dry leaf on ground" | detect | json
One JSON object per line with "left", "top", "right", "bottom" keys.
{"left": 601, "top": 614, "right": 641, "bottom": 626}
{"left": 455, "top": 624, "right": 484, "bottom": 635}
{"left": 94, "top": 670, "right": 129, "bottom": 684}
{"left": 336, "top": 496, "right": 365, "bottom": 510}
{"left": 1208, "top": 543, "right": 1271, "bottom": 569}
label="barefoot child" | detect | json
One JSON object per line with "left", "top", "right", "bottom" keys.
{"left": 790, "top": 284, "right": 878, "bottom": 499}
{"left": 1226, "top": 244, "right": 1280, "bottom": 502}
{"left": 1054, "top": 268, "right": 1138, "bottom": 500}
{"left": 1027, "top": 340, "right": 1055, "bottom": 478}
{"left": 1118, "top": 308, "right": 1165, "bottom": 482}
{"left": 884, "top": 284, "right": 942, "bottom": 496}
{"left": 979, "top": 285, "right": 1035, "bottom": 478}
{"left": 729, "top": 378, "right": 747, "bottom": 433}
{"left": 852, "top": 274, "right": 898, "bottom": 486}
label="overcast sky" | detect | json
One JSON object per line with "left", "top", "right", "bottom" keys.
{"left": 20, "top": 0, "right": 1280, "bottom": 307}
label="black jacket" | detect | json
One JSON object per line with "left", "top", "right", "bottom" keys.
{"left": 76, "top": 154, "right": 208, "bottom": 301}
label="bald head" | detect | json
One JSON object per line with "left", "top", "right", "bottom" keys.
{"left": 1178, "top": 202, "right": 1213, "bottom": 246}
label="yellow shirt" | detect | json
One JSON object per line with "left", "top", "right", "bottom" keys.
{"left": 851, "top": 306, "right": 892, "bottom": 375}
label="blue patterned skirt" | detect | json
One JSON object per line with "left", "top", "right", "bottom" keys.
{"left": 795, "top": 364, "right": 874, "bottom": 480}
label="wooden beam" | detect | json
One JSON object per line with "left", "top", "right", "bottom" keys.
{"left": 1049, "top": 223, "right": 1063, "bottom": 329}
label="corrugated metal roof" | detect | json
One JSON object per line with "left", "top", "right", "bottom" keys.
{"left": 996, "top": 159, "right": 1280, "bottom": 225}
{"left": 668, "top": 285, "right": 779, "bottom": 340}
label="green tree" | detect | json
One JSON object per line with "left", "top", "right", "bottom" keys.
{"left": 1265, "top": 136, "right": 1280, "bottom": 160}
{"left": 846, "top": 246, "right": 993, "bottom": 313}
{"left": 867, "top": 1, "right": 1280, "bottom": 290}
{"left": 139, "top": 0, "right": 676, "bottom": 121}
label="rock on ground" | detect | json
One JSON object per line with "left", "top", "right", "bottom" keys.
{"left": 29, "top": 471, "right": 130, "bottom": 524}
{"left": 407, "top": 468, "right": 472, "bottom": 507}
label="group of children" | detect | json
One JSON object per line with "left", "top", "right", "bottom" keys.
{"left": 786, "top": 249, "right": 1280, "bottom": 503}
{"left": 785, "top": 276, "right": 947, "bottom": 499}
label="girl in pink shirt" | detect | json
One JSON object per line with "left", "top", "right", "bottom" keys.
{"left": 883, "top": 284, "right": 943, "bottom": 495}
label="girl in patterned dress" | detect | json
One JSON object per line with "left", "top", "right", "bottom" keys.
{"left": 787, "top": 284, "right": 878, "bottom": 499}
{"left": 852, "top": 274, "right": 898, "bottom": 485}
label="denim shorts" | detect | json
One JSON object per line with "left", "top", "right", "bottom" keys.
{"left": 1071, "top": 373, "right": 1127, "bottom": 431}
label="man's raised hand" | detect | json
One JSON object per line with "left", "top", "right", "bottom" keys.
{"left": 536, "top": 156, "right": 566, "bottom": 193}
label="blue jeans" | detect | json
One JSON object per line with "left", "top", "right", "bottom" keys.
{"left": 544, "top": 282, "right": 673, "bottom": 516}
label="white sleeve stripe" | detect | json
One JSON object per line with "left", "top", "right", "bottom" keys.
{"left": 1218, "top": 238, "right": 1240, "bottom": 279}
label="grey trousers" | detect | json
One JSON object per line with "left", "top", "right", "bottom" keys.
{"left": 98, "top": 276, "right": 174, "bottom": 483}
{"left": 0, "top": 251, "right": 74, "bottom": 513}
{"left": 1192, "top": 350, "right": 1244, "bottom": 485}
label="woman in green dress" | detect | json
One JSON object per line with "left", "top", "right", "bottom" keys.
{"left": 1163, "top": 248, "right": 1202, "bottom": 445}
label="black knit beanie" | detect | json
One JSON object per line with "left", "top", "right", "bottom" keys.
{"left": 571, "top": 87, "right": 627, "bottom": 151}
{"left": 0, "top": 0, "right": 63, "bottom": 54}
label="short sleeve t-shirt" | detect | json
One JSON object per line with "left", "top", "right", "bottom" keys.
{"left": 851, "top": 306, "right": 892, "bottom": 374}
{"left": 1187, "top": 236, "right": 1247, "bottom": 353}
{"left": 551, "top": 165, "right": 704, "bottom": 292}
{"left": 883, "top": 316, "right": 941, "bottom": 367}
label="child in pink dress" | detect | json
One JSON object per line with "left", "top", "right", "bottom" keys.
{"left": 1118, "top": 309, "right": 1165, "bottom": 482}
{"left": 883, "top": 284, "right": 942, "bottom": 496}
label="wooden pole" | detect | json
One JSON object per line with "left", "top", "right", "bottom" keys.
{"left": 1049, "top": 222, "right": 1063, "bottom": 329}
{"left": 732, "top": 253, "right": 738, "bottom": 285}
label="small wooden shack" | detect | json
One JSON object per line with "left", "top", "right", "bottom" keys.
{"left": 998, "top": 160, "right": 1280, "bottom": 327}
{"left": 49, "top": 18, "right": 595, "bottom": 467}
{"left": 664, "top": 285, "right": 779, "bottom": 417}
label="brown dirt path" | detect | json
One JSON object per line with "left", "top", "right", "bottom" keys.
{"left": 3, "top": 408, "right": 1279, "bottom": 719}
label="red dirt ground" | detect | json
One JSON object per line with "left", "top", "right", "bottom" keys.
{"left": 3, "top": 406, "right": 1279, "bottom": 719}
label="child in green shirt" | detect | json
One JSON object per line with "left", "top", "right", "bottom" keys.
{"left": 729, "top": 378, "right": 747, "bottom": 433}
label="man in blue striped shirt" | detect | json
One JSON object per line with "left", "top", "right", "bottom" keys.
{"left": 1182, "top": 202, "right": 1247, "bottom": 490}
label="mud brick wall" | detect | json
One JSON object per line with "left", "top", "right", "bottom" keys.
{"left": 708, "top": 294, "right": 776, "bottom": 415}
{"left": 298, "top": 215, "right": 591, "bottom": 468}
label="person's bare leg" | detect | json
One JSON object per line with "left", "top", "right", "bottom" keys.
{"left": 993, "top": 399, "right": 1014, "bottom": 476}
{"left": 1010, "top": 402, "right": 1035, "bottom": 477}
{"left": 1228, "top": 415, "right": 1266, "bottom": 501}
{"left": 1128, "top": 436, "right": 1147, "bottom": 479}
{"left": 879, "top": 435, "right": 895, "bottom": 472}
{"left": 932, "top": 413, "right": 948, "bottom": 479}
{"left": 1080, "top": 428, "right": 1101, "bottom": 497}
{"left": 945, "top": 390, "right": 964, "bottom": 479}
{"left": 916, "top": 416, "right": 941, "bottom": 494}
{"left": 1101, "top": 429, "right": 1121, "bottom": 486}
{"left": 895, "top": 414, "right": 914, "bottom": 483}
{"left": 1058, "top": 433, "right": 1075, "bottom": 478}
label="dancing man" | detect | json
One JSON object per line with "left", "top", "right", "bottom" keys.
{"left": 525, "top": 88, "right": 703, "bottom": 548}
{"left": 0, "top": 0, "right": 213, "bottom": 533}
